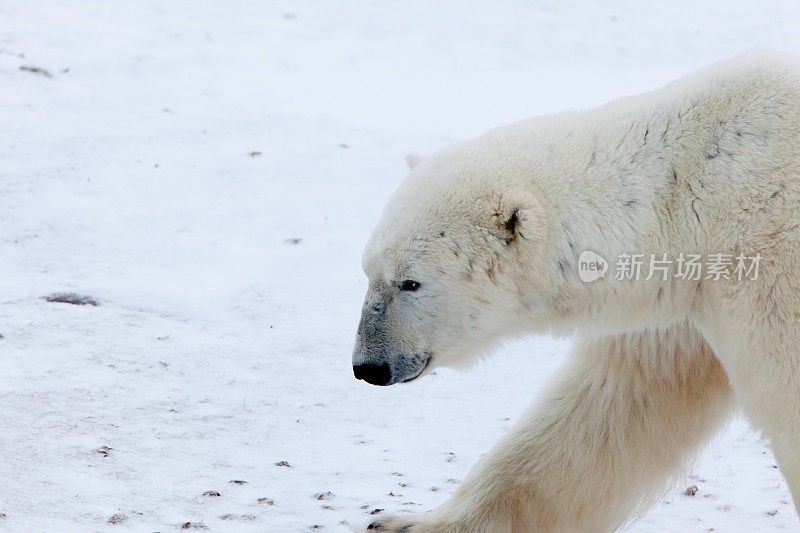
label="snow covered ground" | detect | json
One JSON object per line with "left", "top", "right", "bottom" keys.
{"left": 1, "top": 1, "right": 799, "bottom": 531}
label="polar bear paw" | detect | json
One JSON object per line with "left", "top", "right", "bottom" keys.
{"left": 365, "top": 514, "right": 438, "bottom": 533}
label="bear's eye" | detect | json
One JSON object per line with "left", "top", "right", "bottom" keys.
{"left": 400, "top": 279, "right": 421, "bottom": 292}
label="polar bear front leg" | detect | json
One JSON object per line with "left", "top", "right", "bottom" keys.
{"left": 366, "top": 322, "right": 733, "bottom": 532}
{"left": 696, "top": 267, "right": 800, "bottom": 517}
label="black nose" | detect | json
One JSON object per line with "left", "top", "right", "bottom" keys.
{"left": 353, "top": 362, "right": 392, "bottom": 386}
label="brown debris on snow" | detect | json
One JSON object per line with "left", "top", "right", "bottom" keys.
{"left": 220, "top": 514, "right": 256, "bottom": 521}
{"left": 107, "top": 513, "right": 127, "bottom": 524}
{"left": 95, "top": 446, "right": 112, "bottom": 457}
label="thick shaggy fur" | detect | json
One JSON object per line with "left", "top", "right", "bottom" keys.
{"left": 356, "top": 53, "right": 800, "bottom": 531}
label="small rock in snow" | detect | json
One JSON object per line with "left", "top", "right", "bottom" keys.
{"left": 43, "top": 293, "right": 99, "bottom": 306}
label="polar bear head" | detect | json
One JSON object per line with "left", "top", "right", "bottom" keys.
{"left": 352, "top": 144, "right": 550, "bottom": 386}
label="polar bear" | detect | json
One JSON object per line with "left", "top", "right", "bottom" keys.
{"left": 352, "top": 52, "right": 800, "bottom": 532}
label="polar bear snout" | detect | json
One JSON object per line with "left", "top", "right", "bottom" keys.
{"left": 353, "top": 362, "right": 392, "bottom": 386}
{"left": 352, "top": 353, "right": 431, "bottom": 386}
{"left": 351, "top": 332, "right": 432, "bottom": 385}
{"left": 353, "top": 287, "right": 433, "bottom": 385}
{"left": 352, "top": 323, "right": 432, "bottom": 386}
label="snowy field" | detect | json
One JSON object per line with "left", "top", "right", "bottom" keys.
{"left": 1, "top": 1, "right": 800, "bottom": 531}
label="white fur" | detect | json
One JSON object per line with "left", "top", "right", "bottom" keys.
{"left": 359, "top": 52, "right": 800, "bottom": 531}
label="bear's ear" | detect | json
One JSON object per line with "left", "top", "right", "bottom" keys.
{"left": 406, "top": 151, "right": 425, "bottom": 170}
{"left": 493, "top": 207, "right": 537, "bottom": 246}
